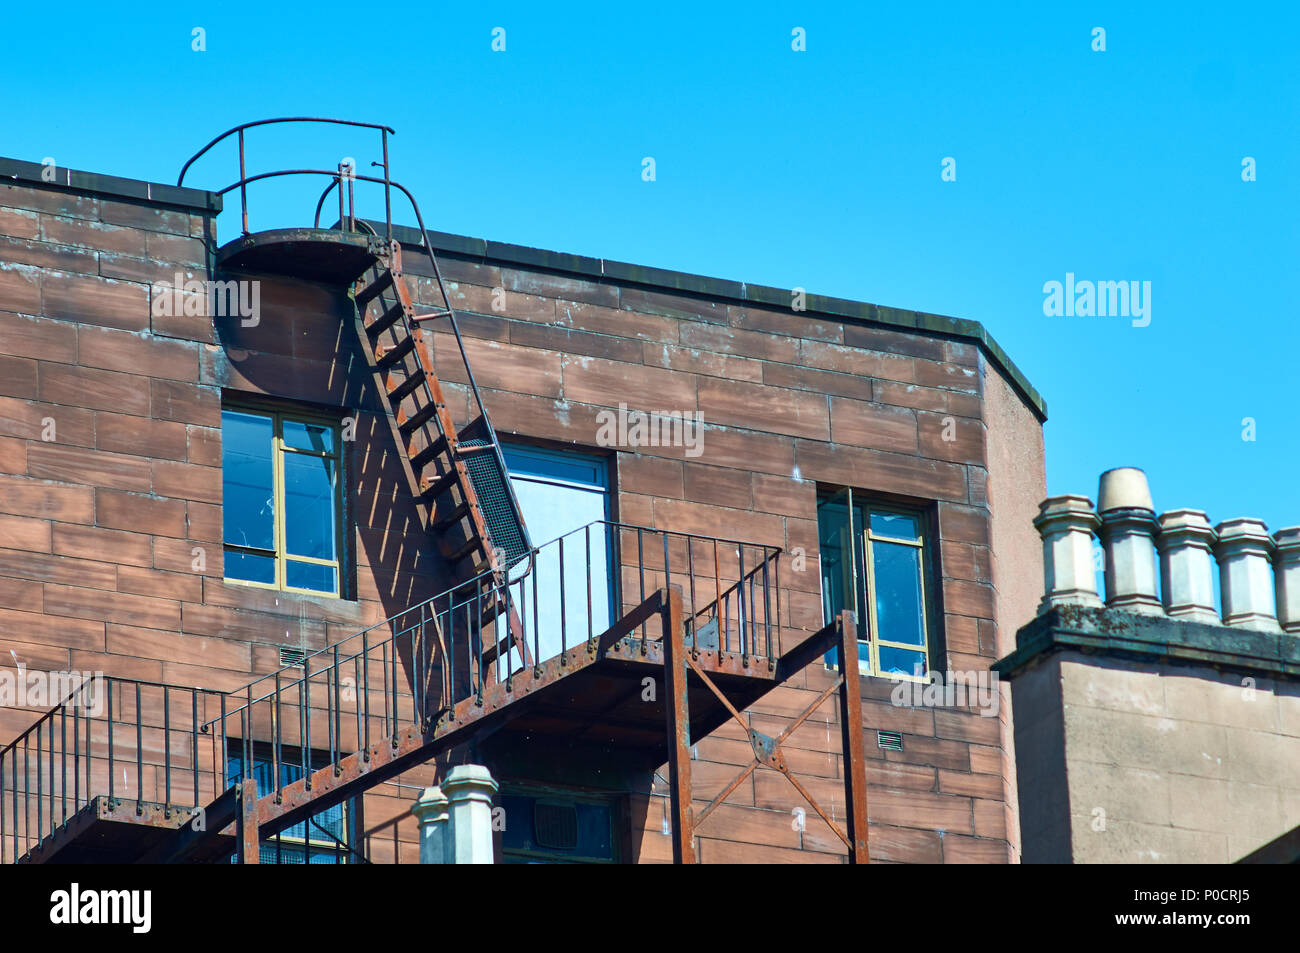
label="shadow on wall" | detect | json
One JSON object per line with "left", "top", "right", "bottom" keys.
{"left": 211, "top": 271, "right": 463, "bottom": 705}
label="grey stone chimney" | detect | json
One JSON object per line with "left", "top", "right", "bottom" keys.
{"left": 1156, "top": 509, "right": 1218, "bottom": 625}
{"left": 1097, "top": 468, "right": 1162, "bottom": 615}
{"left": 1214, "top": 519, "right": 1282, "bottom": 632}
{"left": 1031, "top": 468, "right": 1296, "bottom": 635}
{"left": 1034, "top": 495, "right": 1104, "bottom": 613}
{"left": 1275, "top": 527, "right": 1300, "bottom": 634}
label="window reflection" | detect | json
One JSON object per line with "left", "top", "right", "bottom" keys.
{"left": 222, "top": 407, "right": 343, "bottom": 597}
{"left": 817, "top": 489, "right": 933, "bottom": 680}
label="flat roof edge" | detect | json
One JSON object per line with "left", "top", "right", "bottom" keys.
{"left": 993, "top": 605, "right": 1300, "bottom": 682}
{"left": 0, "top": 156, "right": 222, "bottom": 214}
{"left": 390, "top": 223, "right": 1047, "bottom": 421}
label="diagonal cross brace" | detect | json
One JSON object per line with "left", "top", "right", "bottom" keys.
{"left": 689, "top": 611, "right": 870, "bottom": 863}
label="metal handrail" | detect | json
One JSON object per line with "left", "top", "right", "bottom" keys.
{"left": 209, "top": 517, "right": 782, "bottom": 723}
{"left": 0, "top": 518, "right": 782, "bottom": 861}
{"left": 176, "top": 117, "right": 397, "bottom": 240}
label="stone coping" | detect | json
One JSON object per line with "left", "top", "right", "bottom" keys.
{"left": 994, "top": 604, "right": 1300, "bottom": 682}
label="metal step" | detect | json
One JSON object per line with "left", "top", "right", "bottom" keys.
{"left": 375, "top": 335, "right": 415, "bottom": 370}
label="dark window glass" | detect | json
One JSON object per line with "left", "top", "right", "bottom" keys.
{"left": 283, "top": 453, "right": 337, "bottom": 561}
{"left": 222, "top": 411, "right": 275, "bottom": 554}
{"left": 221, "top": 406, "right": 343, "bottom": 597}
{"left": 817, "top": 489, "right": 934, "bottom": 679}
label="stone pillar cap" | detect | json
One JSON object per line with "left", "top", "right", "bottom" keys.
{"left": 1157, "top": 509, "right": 1216, "bottom": 543}
{"left": 1034, "top": 495, "right": 1100, "bottom": 530}
{"left": 411, "top": 785, "right": 449, "bottom": 821}
{"left": 1098, "top": 467, "right": 1154, "bottom": 513}
{"left": 1214, "top": 518, "right": 1275, "bottom": 554}
{"left": 443, "top": 764, "right": 499, "bottom": 799}
{"left": 1274, "top": 526, "right": 1300, "bottom": 552}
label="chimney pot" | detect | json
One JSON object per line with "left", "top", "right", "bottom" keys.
{"left": 1097, "top": 469, "right": 1162, "bottom": 615}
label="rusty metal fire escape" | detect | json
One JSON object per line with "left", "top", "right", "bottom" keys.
{"left": 0, "top": 119, "right": 870, "bottom": 864}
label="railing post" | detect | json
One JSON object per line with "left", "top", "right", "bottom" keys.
{"left": 661, "top": 586, "right": 695, "bottom": 864}
{"left": 236, "top": 778, "right": 260, "bottom": 864}
{"left": 381, "top": 129, "right": 393, "bottom": 243}
{"left": 836, "top": 610, "right": 870, "bottom": 864}
{"left": 237, "top": 128, "right": 249, "bottom": 234}
{"left": 337, "top": 163, "right": 347, "bottom": 232}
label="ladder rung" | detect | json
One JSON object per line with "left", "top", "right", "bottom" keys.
{"left": 433, "top": 501, "right": 470, "bottom": 531}
{"left": 420, "top": 470, "right": 460, "bottom": 500}
{"left": 409, "top": 436, "right": 449, "bottom": 471}
{"left": 445, "top": 535, "right": 482, "bottom": 564}
{"left": 375, "top": 336, "right": 416, "bottom": 370}
{"left": 367, "top": 303, "right": 406, "bottom": 337}
{"left": 355, "top": 271, "right": 395, "bottom": 308}
{"left": 399, "top": 401, "right": 440, "bottom": 435}
{"left": 479, "top": 626, "right": 515, "bottom": 666}
{"left": 386, "top": 371, "right": 426, "bottom": 405}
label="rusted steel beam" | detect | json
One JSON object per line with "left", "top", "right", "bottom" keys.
{"left": 836, "top": 611, "right": 870, "bottom": 864}
{"left": 237, "top": 779, "right": 260, "bottom": 865}
{"left": 693, "top": 761, "right": 756, "bottom": 829}
{"left": 661, "top": 587, "right": 695, "bottom": 864}
{"left": 776, "top": 675, "right": 843, "bottom": 747}
{"left": 772, "top": 620, "right": 843, "bottom": 682}
{"left": 685, "top": 653, "right": 751, "bottom": 738}
{"left": 778, "top": 764, "right": 851, "bottom": 850}
{"left": 138, "top": 785, "right": 240, "bottom": 864}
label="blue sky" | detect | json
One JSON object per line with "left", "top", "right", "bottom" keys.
{"left": 4, "top": 2, "right": 1297, "bottom": 531}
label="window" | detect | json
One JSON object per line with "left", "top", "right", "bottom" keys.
{"left": 222, "top": 405, "right": 345, "bottom": 597}
{"left": 499, "top": 788, "right": 618, "bottom": 864}
{"left": 501, "top": 444, "right": 613, "bottom": 663}
{"left": 818, "top": 488, "right": 936, "bottom": 681}
{"left": 226, "top": 744, "right": 355, "bottom": 864}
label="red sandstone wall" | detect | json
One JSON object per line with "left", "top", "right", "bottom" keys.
{"left": 0, "top": 174, "right": 1044, "bottom": 864}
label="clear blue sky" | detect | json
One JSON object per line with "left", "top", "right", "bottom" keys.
{"left": 4, "top": 2, "right": 1297, "bottom": 531}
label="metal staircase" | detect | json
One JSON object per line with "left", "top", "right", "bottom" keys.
{"left": 0, "top": 520, "right": 811, "bottom": 864}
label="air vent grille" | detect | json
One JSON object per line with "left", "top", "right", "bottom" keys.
{"left": 534, "top": 802, "right": 579, "bottom": 850}
{"left": 877, "top": 730, "right": 904, "bottom": 751}
{"left": 279, "top": 646, "right": 307, "bottom": 668}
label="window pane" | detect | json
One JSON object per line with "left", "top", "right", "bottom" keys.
{"left": 283, "top": 452, "right": 337, "bottom": 561}
{"left": 878, "top": 645, "right": 927, "bottom": 679}
{"left": 503, "top": 445, "right": 611, "bottom": 666}
{"left": 817, "top": 494, "right": 866, "bottom": 623}
{"left": 225, "top": 550, "right": 275, "bottom": 585}
{"left": 286, "top": 560, "right": 337, "bottom": 594}
{"left": 283, "top": 419, "right": 335, "bottom": 454}
{"left": 222, "top": 411, "right": 275, "bottom": 551}
{"left": 872, "top": 541, "right": 926, "bottom": 646}
{"left": 870, "top": 511, "right": 919, "bottom": 541}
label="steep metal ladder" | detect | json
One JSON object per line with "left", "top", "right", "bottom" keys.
{"left": 352, "top": 237, "right": 532, "bottom": 681}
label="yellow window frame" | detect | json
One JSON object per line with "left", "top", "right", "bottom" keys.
{"left": 821, "top": 489, "right": 934, "bottom": 682}
{"left": 222, "top": 406, "right": 344, "bottom": 599}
